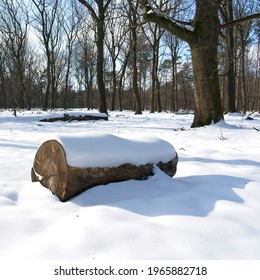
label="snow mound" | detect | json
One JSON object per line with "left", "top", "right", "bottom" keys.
{"left": 50, "top": 132, "right": 176, "bottom": 168}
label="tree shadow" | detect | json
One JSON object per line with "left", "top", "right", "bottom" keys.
{"left": 71, "top": 167, "right": 250, "bottom": 218}
{"left": 0, "top": 141, "right": 37, "bottom": 150}
{"left": 0, "top": 139, "right": 38, "bottom": 150}
{"left": 181, "top": 156, "right": 260, "bottom": 167}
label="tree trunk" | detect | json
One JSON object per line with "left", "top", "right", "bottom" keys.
{"left": 110, "top": 57, "right": 117, "bottom": 111}
{"left": 128, "top": 0, "right": 142, "bottom": 114}
{"left": 77, "top": 0, "right": 110, "bottom": 114}
{"left": 225, "top": 0, "right": 236, "bottom": 113}
{"left": 156, "top": 75, "right": 162, "bottom": 112}
{"left": 44, "top": 55, "right": 51, "bottom": 110}
{"left": 150, "top": 48, "right": 156, "bottom": 113}
{"left": 190, "top": 44, "right": 223, "bottom": 127}
{"left": 190, "top": 0, "right": 223, "bottom": 127}
{"left": 138, "top": 0, "right": 224, "bottom": 127}
{"left": 18, "top": 66, "right": 31, "bottom": 110}
{"left": 118, "top": 50, "right": 130, "bottom": 111}
{"left": 241, "top": 41, "right": 247, "bottom": 114}
{"left": 131, "top": 34, "right": 142, "bottom": 114}
{"left": 96, "top": 14, "right": 108, "bottom": 114}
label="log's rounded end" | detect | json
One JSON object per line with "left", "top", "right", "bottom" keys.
{"left": 32, "top": 140, "right": 68, "bottom": 198}
{"left": 157, "top": 153, "right": 178, "bottom": 177}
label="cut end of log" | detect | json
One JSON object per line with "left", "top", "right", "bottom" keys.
{"left": 31, "top": 134, "right": 178, "bottom": 202}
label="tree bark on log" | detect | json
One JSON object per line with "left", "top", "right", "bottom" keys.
{"left": 31, "top": 137, "right": 178, "bottom": 202}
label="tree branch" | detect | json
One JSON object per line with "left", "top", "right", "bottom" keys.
{"left": 104, "top": 0, "right": 112, "bottom": 12}
{"left": 77, "top": 0, "right": 98, "bottom": 22}
{"left": 221, "top": 13, "right": 260, "bottom": 29}
{"left": 137, "top": 0, "right": 197, "bottom": 45}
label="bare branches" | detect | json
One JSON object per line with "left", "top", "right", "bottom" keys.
{"left": 221, "top": 13, "right": 260, "bottom": 29}
{"left": 77, "top": 0, "right": 98, "bottom": 21}
{"left": 137, "top": 0, "right": 196, "bottom": 45}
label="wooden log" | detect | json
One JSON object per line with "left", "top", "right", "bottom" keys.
{"left": 40, "top": 113, "right": 108, "bottom": 122}
{"left": 31, "top": 134, "right": 178, "bottom": 202}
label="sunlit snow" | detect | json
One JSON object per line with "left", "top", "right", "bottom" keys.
{"left": 0, "top": 109, "right": 260, "bottom": 260}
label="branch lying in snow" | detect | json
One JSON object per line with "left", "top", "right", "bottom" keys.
{"left": 253, "top": 127, "right": 259, "bottom": 132}
{"left": 40, "top": 113, "right": 108, "bottom": 122}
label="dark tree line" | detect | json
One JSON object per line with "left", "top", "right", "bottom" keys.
{"left": 0, "top": 0, "right": 259, "bottom": 126}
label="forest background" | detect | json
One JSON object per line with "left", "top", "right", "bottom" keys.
{"left": 0, "top": 0, "right": 259, "bottom": 117}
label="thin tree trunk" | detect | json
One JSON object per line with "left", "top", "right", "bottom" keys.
{"left": 110, "top": 58, "right": 116, "bottom": 111}
{"left": 96, "top": 15, "right": 108, "bottom": 114}
{"left": 132, "top": 41, "right": 142, "bottom": 114}
{"left": 44, "top": 58, "right": 51, "bottom": 110}
{"left": 241, "top": 41, "right": 247, "bottom": 113}
{"left": 127, "top": 0, "right": 142, "bottom": 114}
{"left": 77, "top": 0, "right": 109, "bottom": 114}
{"left": 150, "top": 49, "right": 156, "bottom": 113}
{"left": 118, "top": 50, "right": 130, "bottom": 111}
{"left": 225, "top": 0, "right": 236, "bottom": 113}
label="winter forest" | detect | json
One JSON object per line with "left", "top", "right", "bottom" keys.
{"left": 1, "top": 0, "right": 260, "bottom": 264}
{"left": 0, "top": 0, "right": 259, "bottom": 125}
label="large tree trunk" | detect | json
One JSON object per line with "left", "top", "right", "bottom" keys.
{"left": 138, "top": 0, "right": 224, "bottom": 127}
{"left": 190, "top": 44, "right": 223, "bottom": 127}
{"left": 190, "top": 0, "right": 223, "bottom": 127}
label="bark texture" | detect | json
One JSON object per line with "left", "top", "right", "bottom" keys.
{"left": 32, "top": 139, "right": 178, "bottom": 202}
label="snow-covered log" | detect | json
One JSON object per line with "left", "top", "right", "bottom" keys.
{"left": 31, "top": 133, "right": 178, "bottom": 202}
{"left": 40, "top": 113, "right": 108, "bottom": 122}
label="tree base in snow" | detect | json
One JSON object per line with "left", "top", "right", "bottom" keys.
{"left": 31, "top": 137, "right": 178, "bottom": 202}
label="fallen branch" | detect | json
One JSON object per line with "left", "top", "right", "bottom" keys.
{"left": 40, "top": 113, "right": 108, "bottom": 122}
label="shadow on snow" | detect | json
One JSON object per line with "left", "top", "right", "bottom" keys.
{"left": 71, "top": 166, "right": 249, "bottom": 218}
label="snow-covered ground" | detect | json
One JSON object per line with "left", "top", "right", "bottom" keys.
{"left": 0, "top": 109, "right": 260, "bottom": 260}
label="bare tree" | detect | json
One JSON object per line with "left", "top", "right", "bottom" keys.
{"left": 234, "top": 0, "right": 257, "bottom": 113}
{"left": 117, "top": 46, "right": 131, "bottom": 111}
{"left": 73, "top": 15, "right": 97, "bottom": 109}
{"left": 0, "top": 51, "right": 7, "bottom": 108}
{"left": 142, "top": 21, "right": 164, "bottom": 113}
{"left": 105, "top": 4, "right": 129, "bottom": 111}
{"left": 61, "top": 0, "right": 81, "bottom": 109}
{"left": 255, "top": 24, "right": 260, "bottom": 112}
{"left": 83, "top": 38, "right": 97, "bottom": 109}
{"left": 0, "top": 0, "right": 31, "bottom": 109}
{"left": 126, "top": 0, "right": 142, "bottom": 114}
{"left": 138, "top": 0, "right": 260, "bottom": 127}
{"left": 77, "top": 0, "right": 112, "bottom": 114}
{"left": 32, "top": 0, "right": 63, "bottom": 109}
{"left": 220, "top": 0, "right": 237, "bottom": 113}
{"left": 177, "top": 61, "right": 193, "bottom": 110}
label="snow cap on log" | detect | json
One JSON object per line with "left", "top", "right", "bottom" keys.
{"left": 32, "top": 132, "right": 178, "bottom": 202}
